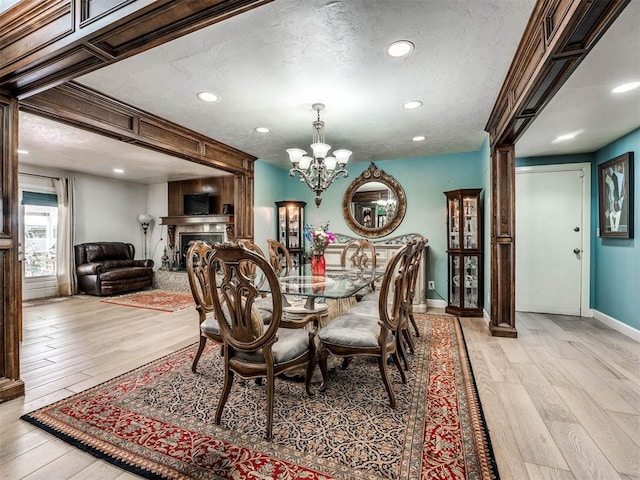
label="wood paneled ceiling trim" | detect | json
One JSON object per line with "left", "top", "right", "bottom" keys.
{"left": 0, "top": 0, "right": 273, "bottom": 98}
{"left": 20, "top": 82, "right": 256, "bottom": 174}
{"left": 486, "top": 0, "right": 631, "bottom": 147}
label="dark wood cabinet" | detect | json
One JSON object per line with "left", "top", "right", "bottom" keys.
{"left": 445, "top": 189, "right": 483, "bottom": 317}
{"left": 276, "top": 201, "right": 306, "bottom": 267}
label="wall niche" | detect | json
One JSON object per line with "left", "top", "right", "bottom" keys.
{"left": 167, "top": 176, "right": 234, "bottom": 216}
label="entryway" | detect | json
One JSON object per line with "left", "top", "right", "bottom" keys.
{"left": 515, "top": 163, "right": 591, "bottom": 316}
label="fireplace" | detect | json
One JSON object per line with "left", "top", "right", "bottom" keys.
{"left": 179, "top": 232, "right": 224, "bottom": 268}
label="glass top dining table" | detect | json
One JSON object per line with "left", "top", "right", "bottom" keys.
{"left": 263, "top": 264, "right": 383, "bottom": 311}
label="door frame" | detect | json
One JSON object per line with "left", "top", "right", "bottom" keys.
{"left": 516, "top": 162, "right": 591, "bottom": 317}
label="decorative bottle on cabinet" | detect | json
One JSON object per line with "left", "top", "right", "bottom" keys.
{"left": 275, "top": 201, "right": 306, "bottom": 267}
{"left": 445, "top": 189, "right": 483, "bottom": 317}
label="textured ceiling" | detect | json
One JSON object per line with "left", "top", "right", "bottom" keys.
{"left": 17, "top": 0, "right": 640, "bottom": 183}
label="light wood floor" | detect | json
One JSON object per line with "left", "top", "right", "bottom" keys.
{"left": 1, "top": 297, "right": 638, "bottom": 479}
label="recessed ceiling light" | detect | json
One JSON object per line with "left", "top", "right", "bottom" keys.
{"left": 196, "top": 91, "right": 219, "bottom": 102}
{"left": 611, "top": 81, "right": 640, "bottom": 94}
{"left": 412, "top": 135, "right": 426, "bottom": 142}
{"left": 17, "top": 149, "right": 29, "bottom": 154}
{"left": 255, "top": 127, "right": 270, "bottom": 133}
{"left": 386, "top": 40, "right": 415, "bottom": 57}
{"left": 403, "top": 100, "right": 423, "bottom": 109}
{"left": 552, "top": 130, "right": 584, "bottom": 144}
{"left": 113, "top": 168, "right": 124, "bottom": 174}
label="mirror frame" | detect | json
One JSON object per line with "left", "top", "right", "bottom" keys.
{"left": 342, "top": 163, "right": 406, "bottom": 238}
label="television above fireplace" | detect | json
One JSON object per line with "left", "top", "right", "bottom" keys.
{"left": 183, "top": 193, "right": 212, "bottom": 215}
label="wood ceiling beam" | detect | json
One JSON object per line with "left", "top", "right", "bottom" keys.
{"left": 486, "top": 0, "right": 631, "bottom": 147}
{"left": 0, "top": 0, "right": 272, "bottom": 99}
{"left": 485, "top": 0, "right": 631, "bottom": 337}
{"left": 20, "top": 82, "right": 256, "bottom": 175}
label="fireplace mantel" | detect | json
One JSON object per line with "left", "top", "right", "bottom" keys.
{"left": 160, "top": 215, "right": 232, "bottom": 226}
{"left": 160, "top": 215, "right": 234, "bottom": 249}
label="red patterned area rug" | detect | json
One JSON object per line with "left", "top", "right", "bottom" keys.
{"left": 99, "top": 290, "right": 194, "bottom": 312}
{"left": 21, "top": 314, "right": 499, "bottom": 480}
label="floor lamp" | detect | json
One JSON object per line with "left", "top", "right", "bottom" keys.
{"left": 137, "top": 213, "right": 153, "bottom": 259}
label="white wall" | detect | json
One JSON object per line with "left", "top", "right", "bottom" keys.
{"left": 19, "top": 164, "right": 151, "bottom": 259}
{"left": 146, "top": 183, "right": 169, "bottom": 268}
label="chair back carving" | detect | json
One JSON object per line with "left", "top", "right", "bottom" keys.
{"left": 340, "top": 239, "right": 377, "bottom": 272}
{"left": 211, "top": 245, "right": 281, "bottom": 351}
{"left": 186, "top": 240, "right": 222, "bottom": 373}
{"left": 404, "top": 237, "right": 426, "bottom": 309}
{"left": 267, "top": 239, "right": 293, "bottom": 276}
{"left": 236, "top": 239, "right": 268, "bottom": 289}
{"left": 186, "top": 240, "right": 216, "bottom": 325}
{"left": 377, "top": 241, "right": 413, "bottom": 335}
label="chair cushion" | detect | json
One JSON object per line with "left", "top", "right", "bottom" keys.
{"left": 253, "top": 295, "right": 274, "bottom": 313}
{"left": 359, "top": 291, "right": 379, "bottom": 303}
{"left": 200, "top": 315, "right": 221, "bottom": 336}
{"left": 347, "top": 301, "right": 378, "bottom": 317}
{"left": 319, "top": 314, "right": 391, "bottom": 348}
{"left": 236, "top": 327, "right": 310, "bottom": 364}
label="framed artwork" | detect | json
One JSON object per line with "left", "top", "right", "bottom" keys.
{"left": 598, "top": 152, "right": 634, "bottom": 238}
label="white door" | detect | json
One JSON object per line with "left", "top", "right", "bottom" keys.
{"left": 516, "top": 164, "right": 590, "bottom": 316}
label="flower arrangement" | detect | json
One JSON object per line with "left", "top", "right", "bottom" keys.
{"left": 304, "top": 221, "right": 336, "bottom": 255}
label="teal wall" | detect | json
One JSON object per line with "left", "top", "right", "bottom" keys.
{"left": 255, "top": 149, "right": 486, "bottom": 304}
{"left": 592, "top": 128, "right": 639, "bottom": 330}
{"left": 253, "top": 161, "right": 284, "bottom": 253}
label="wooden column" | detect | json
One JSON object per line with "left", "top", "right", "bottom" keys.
{"left": 233, "top": 162, "right": 255, "bottom": 241}
{"left": 490, "top": 145, "right": 517, "bottom": 337}
{"left": 0, "top": 92, "right": 25, "bottom": 401}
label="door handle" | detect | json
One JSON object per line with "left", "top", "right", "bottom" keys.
{"left": 573, "top": 248, "right": 581, "bottom": 254}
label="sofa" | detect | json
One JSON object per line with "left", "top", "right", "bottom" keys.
{"left": 75, "top": 242, "right": 154, "bottom": 296}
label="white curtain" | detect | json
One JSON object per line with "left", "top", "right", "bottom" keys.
{"left": 54, "top": 177, "right": 76, "bottom": 296}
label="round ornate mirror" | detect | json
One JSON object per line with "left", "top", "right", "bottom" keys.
{"left": 342, "top": 163, "right": 406, "bottom": 238}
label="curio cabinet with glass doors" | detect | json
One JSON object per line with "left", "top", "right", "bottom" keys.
{"left": 445, "top": 189, "right": 483, "bottom": 317}
{"left": 275, "top": 201, "right": 306, "bottom": 267}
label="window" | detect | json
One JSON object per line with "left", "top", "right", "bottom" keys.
{"left": 22, "top": 194, "right": 58, "bottom": 278}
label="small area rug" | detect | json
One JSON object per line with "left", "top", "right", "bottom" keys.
{"left": 21, "top": 314, "right": 499, "bottom": 480}
{"left": 99, "top": 290, "right": 194, "bottom": 312}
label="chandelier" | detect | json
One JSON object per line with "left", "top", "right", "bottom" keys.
{"left": 287, "top": 103, "right": 352, "bottom": 207}
{"left": 377, "top": 198, "right": 397, "bottom": 217}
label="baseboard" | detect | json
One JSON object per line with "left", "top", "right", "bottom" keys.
{"left": 427, "top": 299, "right": 447, "bottom": 308}
{"left": 592, "top": 310, "right": 640, "bottom": 343}
{"left": 414, "top": 302, "right": 428, "bottom": 313}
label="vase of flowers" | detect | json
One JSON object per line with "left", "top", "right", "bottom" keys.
{"left": 304, "top": 222, "right": 335, "bottom": 275}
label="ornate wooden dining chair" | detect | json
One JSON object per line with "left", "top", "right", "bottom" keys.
{"left": 394, "top": 238, "right": 425, "bottom": 368}
{"left": 186, "top": 240, "right": 221, "bottom": 373}
{"left": 317, "top": 242, "right": 411, "bottom": 408}
{"left": 187, "top": 240, "right": 273, "bottom": 373}
{"left": 266, "top": 238, "right": 293, "bottom": 276}
{"left": 209, "top": 243, "right": 320, "bottom": 440}
{"left": 403, "top": 237, "right": 426, "bottom": 338}
{"left": 340, "top": 238, "right": 377, "bottom": 301}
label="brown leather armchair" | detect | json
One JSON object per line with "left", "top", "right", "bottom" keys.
{"left": 74, "top": 242, "right": 154, "bottom": 296}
